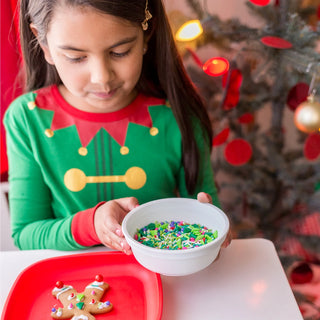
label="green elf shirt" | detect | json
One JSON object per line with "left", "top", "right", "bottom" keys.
{"left": 4, "top": 85, "right": 219, "bottom": 250}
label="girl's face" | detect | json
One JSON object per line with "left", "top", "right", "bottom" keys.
{"left": 40, "top": 5, "right": 146, "bottom": 113}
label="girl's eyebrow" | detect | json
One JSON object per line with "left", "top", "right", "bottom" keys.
{"left": 58, "top": 36, "right": 138, "bottom": 52}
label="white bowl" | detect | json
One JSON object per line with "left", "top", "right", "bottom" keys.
{"left": 122, "top": 198, "right": 229, "bottom": 276}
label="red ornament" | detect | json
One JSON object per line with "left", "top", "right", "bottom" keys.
{"left": 304, "top": 133, "right": 320, "bottom": 160}
{"left": 249, "top": 0, "right": 270, "bottom": 5}
{"left": 56, "top": 281, "right": 64, "bottom": 289}
{"left": 238, "top": 113, "right": 254, "bottom": 124}
{"left": 212, "top": 128, "right": 230, "bottom": 146}
{"left": 286, "top": 83, "right": 309, "bottom": 111}
{"left": 222, "top": 69, "right": 243, "bottom": 110}
{"left": 290, "top": 262, "right": 313, "bottom": 284}
{"left": 224, "top": 139, "right": 252, "bottom": 166}
{"left": 203, "top": 57, "right": 229, "bottom": 77}
{"left": 260, "top": 36, "right": 293, "bottom": 49}
{"left": 95, "top": 274, "right": 103, "bottom": 282}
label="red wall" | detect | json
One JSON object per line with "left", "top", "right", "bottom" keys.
{"left": 1, "top": 0, "right": 23, "bottom": 181}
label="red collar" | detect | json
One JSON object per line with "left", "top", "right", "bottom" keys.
{"left": 34, "top": 85, "right": 165, "bottom": 147}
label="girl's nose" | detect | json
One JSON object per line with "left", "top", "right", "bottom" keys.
{"left": 90, "top": 57, "right": 114, "bottom": 85}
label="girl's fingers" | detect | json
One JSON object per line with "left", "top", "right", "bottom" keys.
{"left": 93, "top": 197, "right": 136, "bottom": 254}
{"left": 197, "top": 192, "right": 212, "bottom": 204}
{"left": 115, "top": 228, "right": 123, "bottom": 237}
{"left": 221, "top": 230, "right": 232, "bottom": 248}
{"left": 99, "top": 207, "right": 133, "bottom": 254}
{"left": 112, "top": 197, "right": 139, "bottom": 215}
{"left": 197, "top": 192, "right": 232, "bottom": 248}
{"left": 100, "top": 228, "right": 128, "bottom": 253}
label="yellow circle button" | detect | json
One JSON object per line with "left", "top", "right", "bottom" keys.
{"left": 120, "top": 146, "right": 129, "bottom": 155}
{"left": 150, "top": 127, "right": 159, "bottom": 136}
{"left": 45, "top": 129, "right": 54, "bottom": 137}
{"left": 27, "top": 101, "right": 36, "bottom": 110}
{"left": 78, "top": 147, "right": 88, "bottom": 156}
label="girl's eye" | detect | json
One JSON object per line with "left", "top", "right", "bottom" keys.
{"left": 110, "top": 49, "right": 131, "bottom": 58}
{"left": 65, "top": 56, "right": 86, "bottom": 63}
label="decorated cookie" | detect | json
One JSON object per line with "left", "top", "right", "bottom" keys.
{"left": 51, "top": 274, "right": 113, "bottom": 320}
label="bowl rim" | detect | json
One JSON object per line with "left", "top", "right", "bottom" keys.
{"left": 122, "top": 198, "right": 229, "bottom": 255}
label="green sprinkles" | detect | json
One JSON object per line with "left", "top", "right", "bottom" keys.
{"left": 134, "top": 221, "right": 218, "bottom": 250}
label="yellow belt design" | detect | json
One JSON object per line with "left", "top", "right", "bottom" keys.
{"left": 64, "top": 167, "right": 146, "bottom": 192}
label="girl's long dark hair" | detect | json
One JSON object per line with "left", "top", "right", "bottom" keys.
{"left": 20, "top": 0, "right": 213, "bottom": 194}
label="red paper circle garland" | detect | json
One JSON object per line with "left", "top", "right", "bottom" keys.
{"left": 238, "top": 113, "right": 254, "bottom": 124}
{"left": 260, "top": 36, "right": 293, "bottom": 49}
{"left": 224, "top": 138, "right": 253, "bottom": 166}
{"left": 304, "top": 133, "right": 320, "bottom": 160}
{"left": 212, "top": 128, "right": 230, "bottom": 146}
{"left": 249, "top": 0, "right": 270, "bottom": 5}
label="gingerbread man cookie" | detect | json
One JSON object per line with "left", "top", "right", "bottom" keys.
{"left": 51, "top": 274, "right": 113, "bottom": 320}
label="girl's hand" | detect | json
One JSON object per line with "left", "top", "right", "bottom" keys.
{"left": 197, "top": 192, "right": 232, "bottom": 248}
{"left": 94, "top": 197, "right": 139, "bottom": 255}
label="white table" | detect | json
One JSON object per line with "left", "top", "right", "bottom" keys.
{"left": 0, "top": 239, "right": 303, "bottom": 320}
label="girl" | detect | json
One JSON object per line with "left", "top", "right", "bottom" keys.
{"left": 4, "top": 0, "right": 223, "bottom": 252}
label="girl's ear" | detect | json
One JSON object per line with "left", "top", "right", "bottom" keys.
{"left": 143, "top": 35, "right": 152, "bottom": 55}
{"left": 29, "top": 23, "right": 55, "bottom": 65}
{"left": 143, "top": 31, "right": 152, "bottom": 43}
{"left": 143, "top": 23, "right": 155, "bottom": 52}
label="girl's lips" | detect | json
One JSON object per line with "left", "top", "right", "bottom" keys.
{"left": 91, "top": 88, "right": 117, "bottom": 99}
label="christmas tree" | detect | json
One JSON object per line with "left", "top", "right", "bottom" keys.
{"left": 170, "top": 0, "right": 320, "bottom": 318}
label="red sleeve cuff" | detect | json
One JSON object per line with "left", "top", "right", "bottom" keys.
{"left": 71, "top": 202, "right": 105, "bottom": 247}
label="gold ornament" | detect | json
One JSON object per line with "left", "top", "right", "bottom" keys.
{"left": 294, "top": 95, "right": 320, "bottom": 133}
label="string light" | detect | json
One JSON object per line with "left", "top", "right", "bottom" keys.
{"left": 175, "top": 20, "right": 203, "bottom": 41}
{"left": 203, "top": 57, "right": 229, "bottom": 77}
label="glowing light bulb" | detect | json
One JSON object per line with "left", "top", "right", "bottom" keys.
{"left": 203, "top": 57, "right": 229, "bottom": 76}
{"left": 175, "top": 20, "right": 203, "bottom": 41}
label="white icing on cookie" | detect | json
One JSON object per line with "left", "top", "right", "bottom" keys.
{"left": 71, "top": 315, "right": 89, "bottom": 320}
{"left": 53, "top": 286, "right": 73, "bottom": 299}
{"left": 85, "top": 281, "right": 104, "bottom": 291}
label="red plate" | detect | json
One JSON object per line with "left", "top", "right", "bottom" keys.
{"left": 2, "top": 252, "right": 162, "bottom": 320}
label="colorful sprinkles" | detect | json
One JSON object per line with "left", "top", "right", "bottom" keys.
{"left": 134, "top": 221, "right": 218, "bottom": 250}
